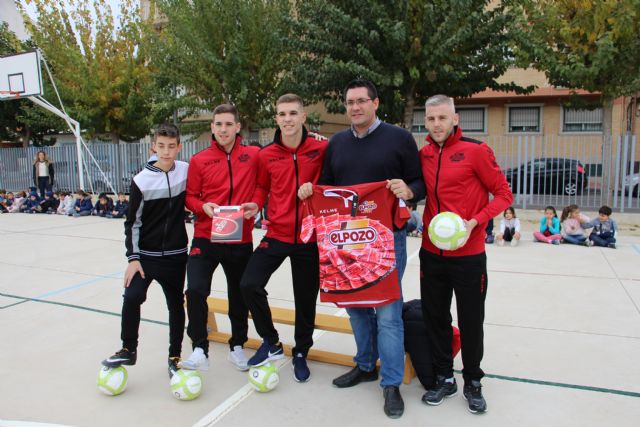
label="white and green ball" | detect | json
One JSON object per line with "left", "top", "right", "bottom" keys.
{"left": 248, "top": 362, "right": 279, "bottom": 393}
{"left": 170, "top": 369, "right": 203, "bottom": 400}
{"left": 428, "top": 212, "right": 467, "bottom": 251}
{"left": 97, "top": 365, "right": 128, "bottom": 396}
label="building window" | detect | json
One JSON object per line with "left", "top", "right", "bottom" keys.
{"left": 412, "top": 108, "right": 426, "bottom": 133}
{"left": 508, "top": 106, "right": 540, "bottom": 133}
{"left": 562, "top": 107, "right": 603, "bottom": 132}
{"left": 457, "top": 107, "right": 486, "bottom": 133}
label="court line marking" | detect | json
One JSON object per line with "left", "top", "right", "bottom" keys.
{"left": 1, "top": 292, "right": 638, "bottom": 410}
{"left": 193, "top": 308, "right": 349, "bottom": 427}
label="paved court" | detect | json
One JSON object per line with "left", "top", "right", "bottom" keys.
{"left": 1, "top": 213, "right": 639, "bottom": 427}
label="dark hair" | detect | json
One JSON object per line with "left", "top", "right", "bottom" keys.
{"left": 598, "top": 205, "right": 612, "bottom": 216}
{"left": 406, "top": 201, "right": 418, "bottom": 210}
{"left": 276, "top": 93, "right": 304, "bottom": 108}
{"left": 76, "top": 189, "right": 86, "bottom": 197}
{"left": 154, "top": 123, "right": 181, "bottom": 144}
{"left": 560, "top": 204, "right": 579, "bottom": 222}
{"left": 504, "top": 206, "right": 516, "bottom": 218}
{"left": 344, "top": 79, "right": 378, "bottom": 101}
{"left": 544, "top": 205, "right": 557, "bottom": 218}
{"left": 212, "top": 104, "right": 240, "bottom": 122}
{"left": 118, "top": 192, "right": 125, "bottom": 196}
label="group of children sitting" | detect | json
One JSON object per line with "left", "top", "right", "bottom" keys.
{"left": 486, "top": 204, "right": 618, "bottom": 249}
{"left": 0, "top": 187, "right": 129, "bottom": 219}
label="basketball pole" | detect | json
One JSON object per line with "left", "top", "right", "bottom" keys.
{"left": 27, "top": 94, "right": 85, "bottom": 190}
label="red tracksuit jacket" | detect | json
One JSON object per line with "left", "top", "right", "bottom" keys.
{"left": 300, "top": 181, "right": 409, "bottom": 308}
{"left": 252, "top": 128, "right": 327, "bottom": 244}
{"left": 420, "top": 126, "right": 513, "bottom": 256}
{"left": 185, "top": 136, "right": 260, "bottom": 244}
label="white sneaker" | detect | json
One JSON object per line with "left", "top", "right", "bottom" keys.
{"left": 228, "top": 345, "right": 249, "bottom": 371}
{"left": 510, "top": 239, "right": 519, "bottom": 247}
{"left": 180, "top": 347, "right": 209, "bottom": 371}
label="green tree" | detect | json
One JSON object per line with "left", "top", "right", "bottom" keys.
{"left": 287, "top": 0, "right": 531, "bottom": 129}
{"left": 153, "top": 0, "right": 294, "bottom": 132}
{"left": 21, "top": 0, "right": 156, "bottom": 143}
{"left": 516, "top": 0, "right": 640, "bottom": 203}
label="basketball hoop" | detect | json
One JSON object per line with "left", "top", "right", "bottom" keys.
{"left": 0, "top": 90, "right": 22, "bottom": 100}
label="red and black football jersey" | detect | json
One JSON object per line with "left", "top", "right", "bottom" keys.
{"left": 300, "top": 181, "right": 409, "bottom": 308}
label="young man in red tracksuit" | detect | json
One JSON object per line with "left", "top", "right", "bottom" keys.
{"left": 181, "top": 104, "right": 260, "bottom": 372}
{"left": 240, "top": 93, "right": 328, "bottom": 383}
{"left": 419, "top": 95, "right": 512, "bottom": 414}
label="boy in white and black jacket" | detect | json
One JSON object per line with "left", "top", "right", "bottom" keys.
{"left": 102, "top": 123, "right": 189, "bottom": 378}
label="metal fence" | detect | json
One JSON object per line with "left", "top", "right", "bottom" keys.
{"left": 1, "top": 134, "right": 639, "bottom": 211}
{"left": 415, "top": 133, "right": 639, "bottom": 212}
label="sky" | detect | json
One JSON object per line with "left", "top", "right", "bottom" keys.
{"left": 20, "top": 0, "right": 125, "bottom": 24}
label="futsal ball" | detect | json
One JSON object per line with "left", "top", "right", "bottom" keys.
{"left": 428, "top": 212, "right": 467, "bottom": 251}
{"left": 97, "top": 365, "right": 128, "bottom": 396}
{"left": 170, "top": 369, "right": 202, "bottom": 400}
{"left": 248, "top": 362, "right": 279, "bottom": 393}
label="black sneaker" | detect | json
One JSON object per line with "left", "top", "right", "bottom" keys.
{"left": 248, "top": 341, "right": 284, "bottom": 367}
{"left": 608, "top": 242, "right": 617, "bottom": 249}
{"left": 102, "top": 348, "right": 137, "bottom": 367}
{"left": 422, "top": 376, "right": 457, "bottom": 405}
{"left": 168, "top": 357, "right": 181, "bottom": 379}
{"left": 292, "top": 353, "right": 310, "bottom": 382}
{"left": 463, "top": 380, "right": 487, "bottom": 414}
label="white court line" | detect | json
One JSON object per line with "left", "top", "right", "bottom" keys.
{"left": 193, "top": 308, "right": 349, "bottom": 427}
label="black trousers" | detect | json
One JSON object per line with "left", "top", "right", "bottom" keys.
{"left": 240, "top": 237, "right": 319, "bottom": 357}
{"left": 121, "top": 254, "right": 187, "bottom": 358}
{"left": 419, "top": 249, "right": 487, "bottom": 384}
{"left": 186, "top": 238, "right": 253, "bottom": 354}
{"left": 37, "top": 176, "right": 50, "bottom": 198}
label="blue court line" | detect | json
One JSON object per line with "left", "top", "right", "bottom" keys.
{"left": 32, "top": 271, "right": 123, "bottom": 300}
{"left": 633, "top": 244, "right": 640, "bottom": 255}
{"left": 1, "top": 291, "right": 639, "bottom": 399}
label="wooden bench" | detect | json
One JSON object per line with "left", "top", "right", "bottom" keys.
{"left": 206, "top": 297, "right": 416, "bottom": 384}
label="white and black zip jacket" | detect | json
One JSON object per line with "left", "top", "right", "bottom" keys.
{"left": 125, "top": 160, "right": 189, "bottom": 262}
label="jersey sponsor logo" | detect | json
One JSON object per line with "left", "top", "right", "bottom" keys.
{"left": 358, "top": 200, "right": 377, "bottom": 214}
{"left": 238, "top": 153, "right": 250, "bottom": 163}
{"left": 304, "top": 149, "right": 321, "bottom": 160}
{"left": 319, "top": 208, "right": 338, "bottom": 215}
{"left": 423, "top": 152, "right": 435, "bottom": 159}
{"left": 268, "top": 156, "right": 287, "bottom": 163}
{"left": 328, "top": 220, "right": 378, "bottom": 249}
{"left": 450, "top": 152, "right": 465, "bottom": 162}
{"left": 204, "top": 159, "right": 222, "bottom": 166}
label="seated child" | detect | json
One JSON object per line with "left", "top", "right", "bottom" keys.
{"left": 108, "top": 192, "right": 129, "bottom": 218}
{"left": 72, "top": 190, "right": 93, "bottom": 217}
{"left": 39, "top": 191, "right": 59, "bottom": 214}
{"left": 496, "top": 206, "right": 521, "bottom": 246}
{"left": 582, "top": 205, "right": 617, "bottom": 249}
{"left": 8, "top": 191, "right": 26, "bottom": 213}
{"left": 93, "top": 193, "right": 114, "bottom": 217}
{"left": 560, "top": 204, "right": 590, "bottom": 246}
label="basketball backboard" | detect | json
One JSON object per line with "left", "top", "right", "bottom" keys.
{"left": 0, "top": 50, "right": 43, "bottom": 100}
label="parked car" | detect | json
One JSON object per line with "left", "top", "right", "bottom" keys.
{"left": 624, "top": 173, "right": 639, "bottom": 196}
{"left": 504, "top": 157, "right": 588, "bottom": 196}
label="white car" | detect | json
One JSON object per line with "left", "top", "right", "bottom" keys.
{"left": 624, "top": 173, "right": 639, "bottom": 196}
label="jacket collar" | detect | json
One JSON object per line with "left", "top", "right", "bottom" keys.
{"left": 211, "top": 134, "right": 243, "bottom": 154}
{"left": 145, "top": 161, "right": 176, "bottom": 173}
{"left": 273, "top": 126, "right": 309, "bottom": 152}
{"left": 426, "top": 126, "right": 462, "bottom": 149}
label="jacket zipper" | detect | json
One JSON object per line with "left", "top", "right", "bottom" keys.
{"left": 293, "top": 152, "right": 299, "bottom": 244}
{"left": 227, "top": 153, "right": 233, "bottom": 205}
{"left": 435, "top": 145, "right": 444, "bottom": 256}
{"left": 162, "top": 170, "right": 172, "bottom": 255}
